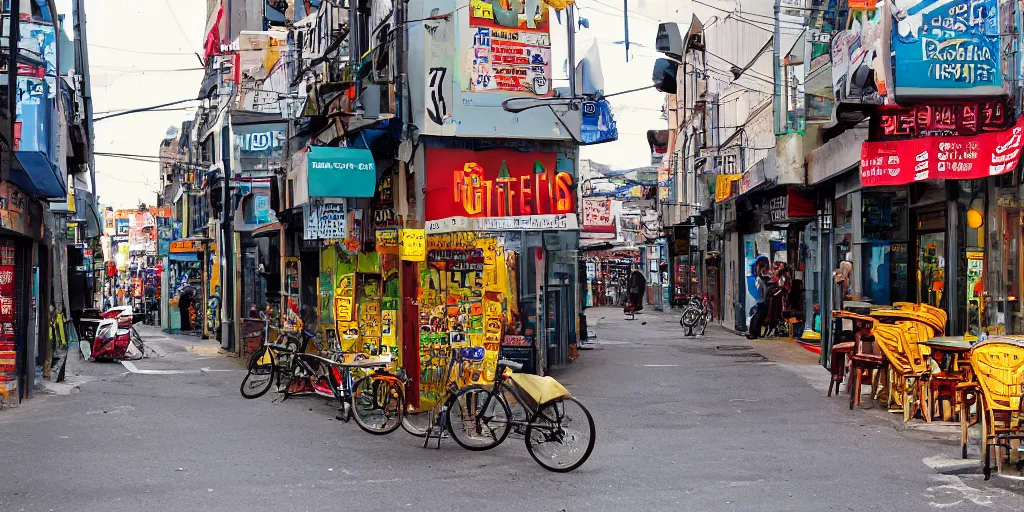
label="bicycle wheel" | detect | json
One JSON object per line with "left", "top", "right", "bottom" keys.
{"left": 350, "top": 376, "right": 404, "bottom": 435}
{"left": 525, "top": 397, "right": 596, "bottom": 472}
{"left": 240, "top": 356, "right": 275, "bottom": 399}
{"left": 447, "top": 385, "right": 512, "bottom": 451}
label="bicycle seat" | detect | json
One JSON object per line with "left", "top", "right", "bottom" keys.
{"left": 498, "top": 359, "right": 523, "bottom": 371}
{"left": 460, "top": 347, "right": 486, "bottom": 362}
{"left": 302, "top": 328, "right": 319, "bottom": 339}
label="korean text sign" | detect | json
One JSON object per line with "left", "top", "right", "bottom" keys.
{"left": 861, "top": 115, "right": 1024, "bottom": 186}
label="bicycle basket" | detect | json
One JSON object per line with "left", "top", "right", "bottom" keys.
{"left": 509, "top": 373, "right": 571, "bottom": 410}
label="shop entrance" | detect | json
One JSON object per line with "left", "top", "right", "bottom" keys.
{"left": 913, "top": 209, "right": 947, "bottom": 309}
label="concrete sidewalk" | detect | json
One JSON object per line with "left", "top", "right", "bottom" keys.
{"left": 583, "top": 305, "right": 1023, "bottom": 491}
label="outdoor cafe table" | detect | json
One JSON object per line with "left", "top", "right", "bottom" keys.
{"left": 920, "top": 337, "right": 973, "bottom": 376}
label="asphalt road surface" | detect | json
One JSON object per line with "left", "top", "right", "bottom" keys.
{"left": 2, "top": 310, "right": 1022, "bottom": 511}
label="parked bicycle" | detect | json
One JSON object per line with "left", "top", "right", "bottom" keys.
{"left": 239, "top": 322, "right": 405, "bottom": 435}
{"left": 679, "top": 294, "right": 712, "bottom": 336}
{"left": 404, "top": 345, "right": 596, "bottom": 472}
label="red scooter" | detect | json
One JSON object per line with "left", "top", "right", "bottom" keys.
{"left": 87, "top": 307, "right": 146, "bottom": 360}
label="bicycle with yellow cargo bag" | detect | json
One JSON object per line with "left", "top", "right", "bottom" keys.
{"left": 404, "top": 344, "right": 596, "bottom": 472}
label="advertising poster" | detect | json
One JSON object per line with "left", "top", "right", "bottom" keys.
{"left": 891, "top": 0, "right": 1002, "bottom": 96}
{"left": 467, "top": 0, "right": 553, "bottom": 96}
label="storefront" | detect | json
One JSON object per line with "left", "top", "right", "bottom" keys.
{"left": 0, "top": 181, "right": 40, "bottom": 401}
{"left": 420, "top": 144, "right": 580, "bottom": 391}
{"left": 167, "top": 239, "right": 207, "bottom": 334}
{"left": 859, "top": 108, "right": 1024, "bottom": 336}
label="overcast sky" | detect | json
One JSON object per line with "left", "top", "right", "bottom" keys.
{"left": 73, "top": 0, "right": 693, "bottom": 208}
{"left": 74, "top": 0, "right": 205, "bottom": 209}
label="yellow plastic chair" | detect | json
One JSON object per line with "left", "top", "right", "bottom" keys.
{"left": 969, "top": 339, "right": 1024, "bottom": 479}
{"left": 873, "top": 324, "right": 911, "bottom": 413}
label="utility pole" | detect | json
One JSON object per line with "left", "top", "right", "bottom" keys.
{"left": 5, "top": 0, "right": 18, "bottom": 185}
{"left": 74, "top": 0, "right": 98, "bottom": 305}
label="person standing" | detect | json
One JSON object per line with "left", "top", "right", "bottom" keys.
{"left": 747, "top": 265, "right": 770, "bottom": 339}
{"left": 627, "top": 267, "right": 647, "bottom": 312}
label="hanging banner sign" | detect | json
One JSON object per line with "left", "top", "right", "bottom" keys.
{"left": 861, "top": 116, "right": 1024, "bottom": 187}
{"left": 303, "top": 201, "right": 348, "bottom": 240}
{"left": 581, "top": 198, "right": 614, "bottom": 233}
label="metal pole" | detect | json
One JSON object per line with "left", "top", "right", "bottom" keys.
{"left": 623, "top": 0, "right": 629, "bottom": 62}
{"left": 6, "top": 0, "right": 19, "bottom": 181}
{"left": 567, "top": 5, "right": 576, "bottom": 97}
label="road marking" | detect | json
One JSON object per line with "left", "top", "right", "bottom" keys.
{"left": 120, "top": 361, "right": 191, "bottom": 375}
{"left": 642, "top": 364, "right": 679, "bottom": 367}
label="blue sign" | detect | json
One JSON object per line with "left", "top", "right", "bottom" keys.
{"left": 580, "top": 99, "right": 617, "bottom": 145}
{"left": 892, "top": 0, "right": 1002, "bottom": 95}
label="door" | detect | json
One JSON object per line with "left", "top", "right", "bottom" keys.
{"left": 916, "top": 232, "right": 946, "bottom": 308}
{"left": 400, "top": 260, "right": 420, "bottom": 408}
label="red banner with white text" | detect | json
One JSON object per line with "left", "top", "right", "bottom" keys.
{"left": 860, "top": 116, "right": 1024, "bottom": 187}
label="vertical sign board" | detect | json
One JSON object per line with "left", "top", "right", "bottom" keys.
{"left": 304, "top": 201, "right": 348, "bottom": 240}
{"left": 466, "top": 0, "right": 553, "bottom": 96}
{"left": 891, "top": 0, "right": 1003, "bottom": 97}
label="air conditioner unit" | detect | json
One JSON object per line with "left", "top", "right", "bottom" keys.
{"left": 656, "top": 22, "right": 683, "bottom": 60}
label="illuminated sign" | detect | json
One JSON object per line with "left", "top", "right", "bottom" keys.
{"left": 169, "top": 240, "right": 204, "bottom": 253}
{"left": 871, "top": 100, "right": 1010, "bottom": 140}
{"left": 424, "top": 148, "right": 575, "bottom": 229}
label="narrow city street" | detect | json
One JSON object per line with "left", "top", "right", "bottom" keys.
{"left": 1, "top": 310, "right": 1021, "bottom": 512}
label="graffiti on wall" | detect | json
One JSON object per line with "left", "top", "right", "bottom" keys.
{"left": 417, "top": 232, "right": 517, "bottom": 406}
{"left": 467, "top": 0, "right": 552, "bottom": 96}
{"left": 891, "top": 0, "right": 1001, "bottom": 94}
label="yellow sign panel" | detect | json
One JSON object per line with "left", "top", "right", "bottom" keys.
{"left": 399, "top": 229, "right": 425, "bottom": 261}
{"left": 335, "top": 297, "right": 354, "bottom": 322}
{"left": 715, "top": 174, "right": 742, "bottom": 202}
{"left": 376, "top": 228, "right": 398, "bottom": 253}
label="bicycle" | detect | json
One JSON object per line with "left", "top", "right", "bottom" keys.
{"left": 679, "top": 295, "right": 712, "bottom": 336}
{"left": 406, "top": 347, "right": 596, "bottom": 472}
{"left": 239, "top": 327, "right": 406, "bottom": 435}
{"left": 401, "top": 346, "right": 514, "bottom": 451}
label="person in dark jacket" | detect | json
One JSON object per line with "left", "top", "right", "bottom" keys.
{"left": 178, "top": 285, "right": 196, "bottom": 331}
{"left": 627, "top": 267, "right": 647, "bottom": 312}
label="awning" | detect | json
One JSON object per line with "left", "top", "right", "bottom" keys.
{"left": 169, "top": 253, "right": 200, "bottom": 262}
{"left": 307, "top": 146, "right": 376, "bottom": 198}
{"left": 11, "top": 151, "right": 66, "bottom": 200}
{"left": 861, "top": 116, "right": 1024, "bottom": 187}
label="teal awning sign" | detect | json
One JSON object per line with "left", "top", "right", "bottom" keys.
{"left": 307, "top": 147, "right": 376, "bottom": 198}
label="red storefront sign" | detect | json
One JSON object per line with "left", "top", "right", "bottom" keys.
{"left": 424, "top": 148, "right": 575, "bottom": 229}
{"left": 860, "top": 116, "right": 1024, "bottom": 187}
{"left": 873, "top": 100, "right": 1010, "bottom": 140}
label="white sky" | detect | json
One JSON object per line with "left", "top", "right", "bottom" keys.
{"left": 77, "top": 0, "right": 206, "bottom": 209}
{"left": 72, "top": 0, "right": 693, "bottom": 207}
{"left": 563, "top": 0, "right": 683, "bottom": 170}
